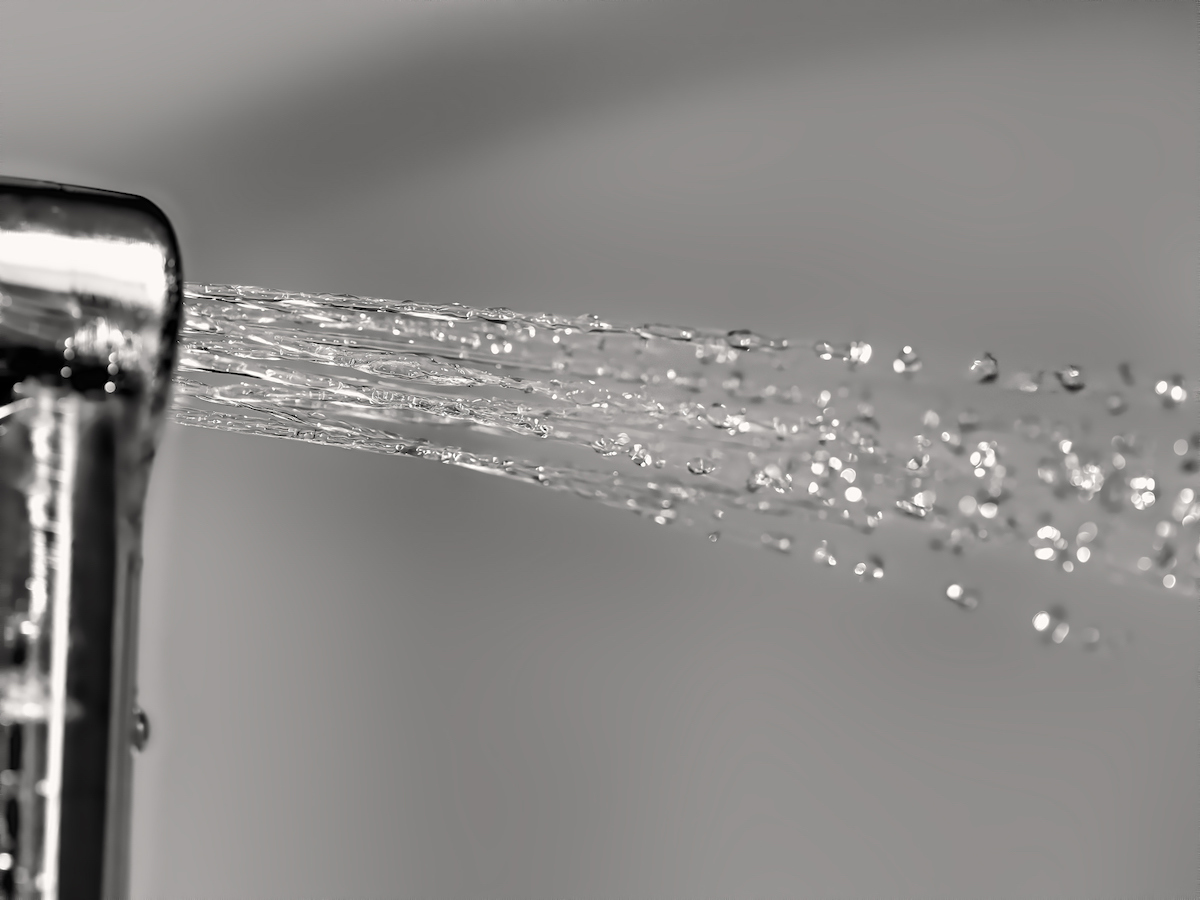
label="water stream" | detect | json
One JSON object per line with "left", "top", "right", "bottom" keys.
{"left": 172, "top": 283, "right": 1198, "bottom": 645}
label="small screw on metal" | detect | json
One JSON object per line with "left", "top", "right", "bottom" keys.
{"left": 131, "top": 707, "right": 150, "bottom": 752}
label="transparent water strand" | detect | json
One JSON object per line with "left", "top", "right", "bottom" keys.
{"left": 173, "top": 284, "right": 1200, "bottom": 606}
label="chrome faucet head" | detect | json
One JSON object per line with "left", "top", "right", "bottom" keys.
{"left": 0, "top": 178, "right": 182, "bottom": 899}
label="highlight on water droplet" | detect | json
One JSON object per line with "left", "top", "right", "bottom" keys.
{"left": 813, "top": 540, "right": 837, "bottom": 566}
{"left": 687, "top": 457, "right": 717, "bottom": 475}
{"left": 708, "top": 531, "right": 720, "bottom": 543}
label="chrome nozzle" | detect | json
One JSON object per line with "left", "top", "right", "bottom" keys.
{"left": 0, "top": 178, "right": 182, "bottom": 899}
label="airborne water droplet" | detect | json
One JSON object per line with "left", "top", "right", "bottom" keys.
{"left": 897, "top": 490, "right": 936, "bottom": 518}
{"left": 813, "top": 540, "right": 837, "bottom": 566}
{"left": 945, "top": 584, "right": 979, "bottom": 610}
{"left": 761, "top": 532, "right": 793, "bottom": 554}
{"left": 1034, "top": 605, "right": 1068, "bottom": 642}
{"left": 747, "top": 464, "right": 792, "bottom": 493}
{"left": 1055, "top": 365, "right": 1086, "bottom": 392}
{"left": 813, "top": 340, "right": 840, "bottom": 362}
{"left": 969, "top": 352, "right": 999, "bottom": 383}
{"left": 687, "top": 457, "right": 716, "bottom": 475}
{"left": 849, "top": 341, "right": 872, "bottom": 366}
{"left": 892, "top": 345, "right": 921, "bottom": 375}
{"left": 853, "top": 555, "right": 884, "bottom": 581}
{"left": 1154, "top": 374, "right": 1187, "bottom": 408}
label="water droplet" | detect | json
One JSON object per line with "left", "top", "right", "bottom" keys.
{"left": 814, "top": 340, "right": 839, "bottom": 361}
{"left": 906, "top": 454, "right": 930, "bottom": 472}
{"left": 1082, "top": 627, "right": 1101, "bottom": 648}
{"left": 969, "top": 352, "right": 999, "bottom": 383}
{"left": 945, "top": 584, "right": 979, "bottom": 609}
{"left": 813, "top": 540, "right": 837, "bottom": 566}
{"left": 1105, "top": 392, "right": 1126, "bottom": 415}
{"left": 132, "top": 707, "right": 151, "bottom": 752}
{"left": 761, "top": 533, "right": 794, "bottom": 554}
{"left": 1008, "top": 371, "right": 1042, "bottom": 393}
{"left": 1172, "top": 488, "right": 1199, "bottom": 525}
{"left": 591, "top": 437, "right": 621, "bottom": 456}
{"left": 708, "top": 531, "right": 720, "bottom": 542}
{"left": 726, "top": 329, "right": 762, "bottom": 350}
{"left": 853, "top": 556, "right": 884, "bottom": 581}
{"left": 1034, "top": 605, "right": 1068, "bottom": 640}
{"left": 849, "top": 341, "right": 872, "bottom": 366}
{"left": 747, "top": 464, "right": 792, "bottom": 493}
{"left": 1055, "top": 365, "right": 1086, "bottom": 392}
{"left": 969, "top": 441, "right": 998, "bottom": 475}
{"left": 642, "top": 323, "right": 696, "bottom": 341}
{"left": 1155, "top": 374, "right": 1187, "bottom": 407}
{"left": 687, "top": 457, "right": 716, "bottom": 475}
{"left": 896, "top": 490, "right": 936, "bottom": 518}
{"left": 892, "top": 345, "right": 921, "bottom": 375}
{"left": 1129, "top": 475, "right": 1157, "bottom": 510}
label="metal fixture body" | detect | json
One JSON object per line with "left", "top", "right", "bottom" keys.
{"left": 0, "top": 179, "right": 181, "bottom": 899}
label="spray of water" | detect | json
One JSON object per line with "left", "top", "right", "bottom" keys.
{"left": 173, "top": 283, "right": 1198, "bottom": 644}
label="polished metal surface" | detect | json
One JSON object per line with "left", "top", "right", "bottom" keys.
{"left": 0, "top": 178, "right": 181, "bottom": 899}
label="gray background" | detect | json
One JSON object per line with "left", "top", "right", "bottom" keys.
{"left": 1, "top": 1, "right": 1196, "bottom": 896}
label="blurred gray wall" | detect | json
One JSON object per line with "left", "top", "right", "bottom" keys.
{"left": 1, "top": 1, "right": 1196, "bottom": 896}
